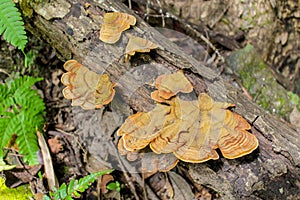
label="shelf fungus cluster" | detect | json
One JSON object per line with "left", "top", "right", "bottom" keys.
{"left": 61, "top": 11, "right": 259, "bottom": 174}
{"left": 117, "top": 70, "right": 259, "bottom": 170}
{"left": 61, "top": 60, "right": 116, "bottom": 110}
{"left": 99, "top": 12, "right": 158, "bottom": 61}
{"left": 99, "top": 12, "right": 136, "bottom": 44}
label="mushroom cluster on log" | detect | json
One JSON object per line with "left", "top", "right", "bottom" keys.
{"left": 21, "top": 0, "right": 300, "bottom": 199}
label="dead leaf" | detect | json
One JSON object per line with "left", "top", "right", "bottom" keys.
{"left": 4, "top": 165, "right": 41, "bottom": 187}
{"left": 168, "top": 171, "right": 194, "bottom": 200}
{"left": 37, "top": 130, "right": 58, "bottom": 191}
{"left": 100, "top": 174, "right": 114, "bottom": 194}
{"left": 99, "top": 12, "right": 136, "bottom": 44}
{"left": 61, "top": 60, "right": 116, "bottom": 110}
{"left": 48, "top": 136, "right": 63, "bottom": 154}
{"left": 125, "top": 35, "right": 158, "bottom": 62}
{"left": 148, "top": 172, "right": 174, "bottom": 200}
{"left": 118, "top": 71, "right": 258, "bottom": 163}
{"left": 151, "top": 70, "right": 193, "bottom": 101}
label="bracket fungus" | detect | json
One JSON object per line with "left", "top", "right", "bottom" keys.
{"left": 125, "top": 35, "right": 158, "bottom": 62}
{"left": 118, "top": 70, "right": 259, "bottom": 164}
{"left": 99, "top": 12, "right": 136, "bottom": 44}
{"left": 150, "top": 70, "right": 193, "bottom": 102}
{"left": 61, "top": 60, "right": 116, "bottom": 110}
{"left": 118, "top": 138, "right": 178, "bottom": 176}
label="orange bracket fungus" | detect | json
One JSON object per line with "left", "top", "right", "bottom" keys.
{"left": 118, "top": 138, "right": 178, "bottom": 176}
{"left": 151, "top": 70, "right": 193, "bottom": 102}
{"left": 61, "top": 60, "right": 116, "bottom": 110}
{"left": 118, "top": 70, "right": 259, "bottom": 164}
{"left": 125, "top": 35, "right": 158, "bottom": 62}
{"left": 99, "top": 12, "right": 136, "bottom": 44}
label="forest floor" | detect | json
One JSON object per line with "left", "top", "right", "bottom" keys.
{"left": 1, "top": 1, "right": 299, "bottom": 199}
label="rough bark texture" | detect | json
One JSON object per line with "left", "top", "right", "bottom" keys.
{"left": 21, "top": 0, "right": 300, "bottom": 199}
{"left": 162, "top": 0, "right": 300, "bottom": 94}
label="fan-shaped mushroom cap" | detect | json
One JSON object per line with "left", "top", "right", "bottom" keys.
{"left": 99, "top": 12, "right": 136, "bottom": 44}
{"left": 61, "top": 60, "right": 115, "bottom": 110}
{"left": 125, "top": 35, "right": 158, "bottom": 62}
{"left": 151, "top": 70, "right": 193, "bottom": 102}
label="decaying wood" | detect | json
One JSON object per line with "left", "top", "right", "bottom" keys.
{"left": 21, "top": 0, "right": 300, "bottom": 199}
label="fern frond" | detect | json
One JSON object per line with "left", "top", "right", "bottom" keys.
{"left": 49, "top": 170, "right": 113, "bottom": 199}
{"left": 0, "top": 0, "right": 28, "bottom": 51}
{"left": 0, "top": 118, "right": 13, "bottom": 159}
{"left": 15, "top": 110, "right": 42, "bottom": 164}
{"left": 0, "top": 76, "right": 45, "bottom": 165}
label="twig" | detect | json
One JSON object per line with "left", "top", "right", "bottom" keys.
{"left": 128, "top": 0, "right": 132, "bottom": 9}
{"left": 134, "top": 0, "right": 225, "bottom": 63}
{"left": 172, "top": 15, "right": 225, "bottom": 63}
{"left": 209, "top": 4, "right": 229, "bottom": 28}
{"left": 155, "top": 0, "right": 165, "bottom": 27}
{"left": 0, "top": 68, "right": 9, "bottom": 76}
{"left": 55, "top": 128, "right": 87, "bottom": 155}
{"left": 146, "top": 0, "right": 150, "bottom": 21}
{"left": 54, "top": 128, "right": 87, "bottom": 175}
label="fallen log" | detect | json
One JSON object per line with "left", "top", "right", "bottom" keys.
{"left": 21, "top": 0, "right": 300, "bottom": 199}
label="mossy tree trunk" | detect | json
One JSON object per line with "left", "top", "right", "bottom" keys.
{"left": 20, "top": 0, "right": 300, "bottom": 199}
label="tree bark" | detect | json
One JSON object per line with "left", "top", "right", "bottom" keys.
{"left": 22, "top": 0, "right": 300, "bottom": 199}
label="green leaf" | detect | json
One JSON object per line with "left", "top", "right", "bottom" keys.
{"left": 75, "top": 169, "right": 113, "bottom": 193}
{"left": 0, "top": 76, "right": 45, "bottom": 165}
{"left": 0, "top": 0, "right": 28, "bottom": 51}
{"left": 106, "top": 181, "right": 121, "bottom": 192}
{"left": 116, "top": 187, "right": 121, "bottom": 192}
{"left": 73, "top": 190, "right": 80, "bottom": 198}
{"left": 42, "top": 195, "right": 51, "bottom": 200}
{"left": 106, "top": 182, "right": 117, "bottom": 190}
{"left": 0, "top": 118, "right": 14, "bottom": 159}
{"left": 59, "top": 183, "right": 68, "bottom": 199}
{"left": 67, "top": 179, "right": 75, "bottom": 196}
{"left": 65, "top": 196, "right": 73, "bottom": 200}
{"left": 0, "top": 177, "right": 33, "bottom": 199}
{"left": 0, "top": 159, "right": 16, "bottom": 172}
{"left": 50, "top": 169, "right": 114, "bottom": 199}
{"left": 52, "top": 187, "right": 61, "bottom": 200}
{"left": 288, "top": 91, "right": 299, "bottom": 105}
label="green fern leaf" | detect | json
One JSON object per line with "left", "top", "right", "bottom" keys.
{"left": 52, "top": 187, "right": 62, "bottom": 200}
{"left": 0, "top": 76, "right": 45, "bottom": 165}
{"left": 67, "top": 179, "right": 75, "bottom": 196}
{"left": 0, "top": 118, "right": 13, "bottom": 160}
{"left": 42, "top": 195, "right": 51, "bottom": 200}
{"left": 58, "top": 183, "right": 68, "bottom": 199}
{"left": 49, "top": 170, "right": 113, "bottom": 199}
{"left": 75, "top": 170, "right": 113, "bottom": 193}
{"left": 15, "top": 110, "right": 42, "bottom": 164}
{"left": 0, "top": 0, "right": 28, "bottom": 51}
